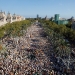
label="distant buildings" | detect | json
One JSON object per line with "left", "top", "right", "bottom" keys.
{"left": 55, "top": 14, "right": 59, "bottom": 21}
{"left": 6, "top": 12, "right": 12, "bottom": 23}
{"left": 37, "top": 14, "right": 39, "bottom": 19}
{"left": 12, "top": 13, "right": 17, "bottom": 21}
{"left": 0, "top": 10, "right": 25, "bottom": 26}
{"left": 0, "top": 11, "right": 6, "bottom": 22}
{"left": 53, "top": 14, "right": 68, "bottom": 25}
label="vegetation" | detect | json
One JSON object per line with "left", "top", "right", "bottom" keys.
{"left": 39, "top": 19, "right": 75, "bottom": 43}
{"left": 0, "top": 20, "right": 32, "bottom": 39}
{"left": 38, "top": 19, "right": 75, "bottom": 57}
{"left": 0, "top": 20, "right": 32, "bottom": 54}
{"left": 66, "top": 22, "right": 72, "bottom": 28}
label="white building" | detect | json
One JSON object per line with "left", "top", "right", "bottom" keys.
{"left": 0, "top": 11, "right": 7, "bottom": 26}
{"left": 16, "top": 15, "right": 23, "bottom": 21}
{"left": 0, "top": 10, "right": 25, "bottom": 26}
{"left": 12, "top": 13, "right": 17, "bottom": 22}
{"left": 0, "top": 11, "right": 6, "bottom": 22}
{"left": 6, "top": 12, "right": 12, "bottom": 23}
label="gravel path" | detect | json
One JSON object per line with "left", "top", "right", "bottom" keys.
{"left": 0, "top": 24, "right": 51, "bottom": 75}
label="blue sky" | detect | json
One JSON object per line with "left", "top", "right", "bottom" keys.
{"left": 0, "top": 0, "right": 75, "bottom": 18}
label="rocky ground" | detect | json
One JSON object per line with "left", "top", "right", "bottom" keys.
{"left": 0, "top": 24, "right": 53, "bottom": 75}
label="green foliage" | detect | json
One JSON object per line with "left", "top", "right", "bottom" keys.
{"left": 39, "top": 19, "right": 75, "bottom": 56}
{"left": 39, "top": 20, "right": 75, "bottom": 42}
{"left": 66, "top": 21, "right": 72, "bottom": 28}
{"left": 0, "top": 20, "right": 32, "bottom": 38}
